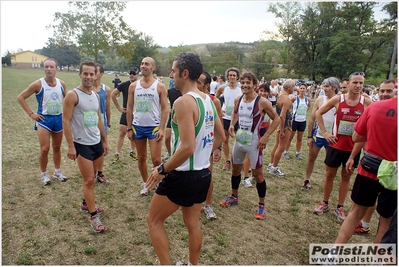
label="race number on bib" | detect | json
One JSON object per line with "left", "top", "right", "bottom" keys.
{"left": 338, "top": 120, "right": 355, "bottom": 136}
{"left": 297, "top": 107, "right": 306, "bottom": 116}
{"left": 136, "top": 99, "right": 152, "bottom": 113}
{"left": 46, "top": 102, "right": 62, "bottom": 115}
{"left": 83, "top": 111, "right": 98, "bottom": 128}
{"left": 225, "top": 105, "right": 234, "bottom": 116}
{"left": 236, "top": 128, "right": 252, "bottom": 146}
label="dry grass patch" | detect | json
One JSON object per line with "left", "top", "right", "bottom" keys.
{"left": 2, "top": 68, "right": 379, "bottom": 265}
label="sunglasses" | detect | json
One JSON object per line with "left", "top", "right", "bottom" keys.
{"left": 379, "top": 89, "right": 393, "bottom": 93}
{"left": 130, "top": 72, "right": 138, "bottom": 75}
{"left": 350, "top": 72, "right": 365, "bottom": 77}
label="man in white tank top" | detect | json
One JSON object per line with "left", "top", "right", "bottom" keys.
{"left": 63, "top": 61, "right": 109, "bottom": 233}
{"left": 17, "top": 58, "right": 68, "bottom": 186}
{"left": 301, "top": 77, "right": 338, "bottom": 190}
{"left": 126, "top": 57, "right": 169, "bottom": 196}
{"left": 214, "top": 67, "right": 243, "bottom": 171}
{"left": 145, "top": 52, "right": 224, "bottom": 265}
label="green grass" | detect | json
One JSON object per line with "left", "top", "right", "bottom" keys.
{"left": 2, "top": 67, "right": 379, "bottom": 265}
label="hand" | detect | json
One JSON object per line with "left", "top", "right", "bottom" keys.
{"left": 257, "top": 136, "right": 269, "bottom": 150}
{"left": 279, "top": 131, "right": 285, "bottom": 138}
{"left": 213, "top": 149, "right": 222, "bottom": 162}
{"left": 30, "top": 112, "right": 44, "bottom": 122}
{"left": 146, "top": 167, "right": 165, "bottom": 190}
{"left": 102, "top": 142, "right": 108, "bottom": 156}
{"left": 67, "top": 146, "right": 77, "bottom": 161}
{"left": 156, "top": 128, "right": 164, "bottom": 142}
{"left": 127, "top": 130, "right": 135, "bottom": 141}
{"left": 345, "top": 158, "right": 354, "bottom": 173}
{"left": 324, "top": 133, "right": 337, "bottom": 145}
{"left": 307, "top": 137, "right": 313, "bottom": 147}
{"left": 118, "top": 107, "right": 126, "bottom": 114}
{"left": 228, "top": 126, "right": 235, "bottom": 138}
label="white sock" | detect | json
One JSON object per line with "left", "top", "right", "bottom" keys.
{"left": 115, "top": 152, "right": 119, "bottom": 156}
{"left": 41, "top": 171, "right": 47, "bottom": 175}
{"left": 362, "top": 221, "right": 370, "bottom": 228}
{"left": 296, "top": 151, "right": 300, "bottom": 155}
{"left": 55, "top": 168, "right": 61, "bottom": 173}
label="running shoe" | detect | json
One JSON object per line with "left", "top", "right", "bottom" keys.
{"left": 140, "top": 183, "right": 149, "bottom": 196}
{"left": 266, "top": 163, "right": 273, "bottom": 172}
{"left": 334, "top": 207, "right": 347, "bottom": 222}
{"left": 255, "top": 204, "right": 266, "bottom": 220}
{"left": 222, "top": 161, "right": 231, "bottom": 170}
{"left": 90, "top": 213, "right": 106, "bottom": 233}
{"left": 301, "top": 179, "right": 311, "bottom": 190}
{"left": 112, "top": 154, "right": 120, "bottom": 164}
{"left": 174, "top": 261, "right": 187, "bottom": 266}
{"left": 314, "top": 202, "right": 329, "bottom": 215}
{"left": 283, "top": 151, "right": 290, "bottom": 159}
{"left": 96, "top": 173, "right": 109, "bottom": 183}
{"left": 53, "top": 170, "right": 67, "bottom": 182}
{"left": 204, "top": 205, "right": 217, "bottom": 220}
{"left": 129, "top": 150, "right": 138, "bottom": 161}
{"left": 354, "top": 221, "right": 371, "bottom": 236}
{"left": 162, "top": 153, "right": 170, "bottom": 163}
{"left": 243, "top": 177, "right": 253, "bottom": 188}
{"left": 268, "top": 166, "right": 285, "bottom": 177}
{"left": 295, "top": 153, "right": 303, "bottom": 160}
{"left": 41, "top": 173, "right": 51, "bottom": 186}
{"left": 220, "top": 195, "right": 239, "bottom": 207}
{"left": 80, "top": 203, "right": 104, "bottom": 214}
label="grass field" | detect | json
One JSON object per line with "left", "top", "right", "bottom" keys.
{"left": 1, "top": 67, "right": 378, "bottom": 265}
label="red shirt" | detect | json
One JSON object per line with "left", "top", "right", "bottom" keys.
{"left": 331, "top": 94, "right": 365, "bottom": 152}
{"left": 355, "top": 98, "right": 397, "bottom": 180}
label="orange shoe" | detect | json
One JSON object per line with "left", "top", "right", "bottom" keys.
{"left": 220, "top": 195, "right": 239, "bottom": 207}
{"left": 255, "top": 204, "right": 265, "bottom": 220}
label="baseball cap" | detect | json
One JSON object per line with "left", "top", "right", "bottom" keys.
{"left": 130, "top": 67, "right": 139, "bottom": 75}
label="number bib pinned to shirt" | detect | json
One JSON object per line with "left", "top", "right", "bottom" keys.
{"left": 83, "top": 110, "right": 98, "bottom": 128}
{"left": 46, "top": 102, "right": 62, "bottom": 115}
{"left": 338, "top": 120, "right": 355, "bottom": 136}
{"left": 136, "top": 99, "right": 152, "bottom": 113}
{"left": 236, "top": 128, "right": 252, "bottom": 146}
{"left": 225, "top": 105, "right": 234, "bottom": 116}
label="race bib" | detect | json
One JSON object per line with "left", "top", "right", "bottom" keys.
{"left": 225, "top": 105, "right": 234, "bottom": 116}
{"left": 263, "top": 113, "right": 269, "bottom": 123}
{"left": 46, "top": 102, "right": 62, "bottom": 115}
{"left": 317, "top": 124, "right": 332, "bottom": 137}
{"left": 136, "top": 99, "right": 152, "bottom": 113}
{"left": 236, "top": 128, "right": 252, "bottom": 146}
{"left": 83, "top": 110, "right": 98, "bottom": 128}
{"left": 338, "top": 120, "right": 355, "bottom": 136}
{"left": 297, "top": 107, "right": 306, "bottom": 116}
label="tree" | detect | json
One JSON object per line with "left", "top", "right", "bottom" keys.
{"left": 267, "top": 2, "right": 302, "bottom": 74}
{"left": 39, "top": 38, "right": 80, "bottom": 71}
{"left": 48, "top": 2, "right": 135, "bottom": 63}
{"left": 2, "top": 50, "right": 11, "bottom": 66}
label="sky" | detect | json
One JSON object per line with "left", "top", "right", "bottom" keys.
{"left": 0, "top": 1, "right": 391, "bottom": 56}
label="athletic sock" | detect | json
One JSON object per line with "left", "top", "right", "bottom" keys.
{"left": 97, "top": 171, "right": 102, "bottom": 176}
{"left": 337, "top": 205, "right": 343, "bottom": 209}
{"left": 90, "top": 211, "right": 97, "bottom": 217}
{"left": 362, "top": 221, "right": 370, "bottom": 228}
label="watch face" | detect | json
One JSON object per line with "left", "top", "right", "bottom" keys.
{"left": 157, "top": 165, "right": 163, "bottom": 174}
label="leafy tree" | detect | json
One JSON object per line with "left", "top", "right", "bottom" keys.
{"left": 48, "top": 1, "right": 134, "bottom": 63}
{"left": 39, "top": 38, "right": 80, "bottom": 71}
{"left": 2, "top": 50, "right": 11, "bottom": 66}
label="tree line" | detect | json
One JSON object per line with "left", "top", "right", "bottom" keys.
{"left": 2, "top": 1, "right": 397, "bottom": 84}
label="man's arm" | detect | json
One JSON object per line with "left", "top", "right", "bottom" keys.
{"left": 212, "top": 97, "right": 223, "bottom": 123}
{"left": 105, "top": 86, "right": 112, "bottom": 128}
{"left": 258, "top": 98, "right": 280, "bottom": 148}
{"left": 111, "top": 88, "right": 124, "bottom": 113}
{"left": 215, "top": 85, "right": 225, "bottom": 98}
{"left": 62, "top": 90, "right": 78, "bottom": 161}
{"left": 126, "top": 82, "right": 136, "bottom": 140}
{"left": 228, "top": 96, "right": 240, "bottom": 137}
{"left": 157, "top": 82, "right": 169, "bottom": 140}
{"left": 315, "top": 95, "right": 339, "bottom": 141}
{"left": 17, "top": 80, "right": 42, "bottom": 120}
{"left": 96, "top": 98, "right": 108, "bottom": 156}
{"left": 60, "top": 80, "right": 68, "bottom": 98}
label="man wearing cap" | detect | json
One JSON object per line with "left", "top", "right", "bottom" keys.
{"left": 111, "top": 67, "right": 140, "bottom": 163}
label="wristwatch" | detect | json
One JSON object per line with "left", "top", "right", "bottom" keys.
{"left": 157, "top": 163, "right": 168, "bottom": 175}
{"left": 126, "top": 127, "right": 132, "bottom": 132}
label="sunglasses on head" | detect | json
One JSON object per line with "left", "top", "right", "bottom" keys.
{"left": 350, "top": 72, "right": 365, "bottom": 77}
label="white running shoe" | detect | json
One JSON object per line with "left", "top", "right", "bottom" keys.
{"left": 41, "top": 173, "right": 51, "bottom": 186}
{"left": 243, "top": 177, "right": 253, "bottom": 188}
{"left": 140, "top": 183, "right": 149, "bottom": 196}
{"left": 53, "top": 170, "right": 67, "bottom": 182}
